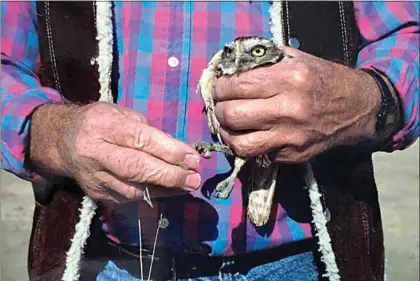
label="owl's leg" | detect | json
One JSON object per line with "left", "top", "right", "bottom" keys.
{"left": 247, "top": 164, "right": 279, "bottom": 227}
{"left": 216, "top": 157, "right": 247, "bottom": 199}
{"left": 192, "top": 141, "right": 234, "bottom": 159}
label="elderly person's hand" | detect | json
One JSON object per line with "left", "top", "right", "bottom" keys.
{"left": 213, "top": 46, "right": 383, "bottom": 163}
{"left": 29, "top": 102, "right": 202, "bottom": 203}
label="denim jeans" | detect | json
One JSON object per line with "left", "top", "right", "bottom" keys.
{"left": 96, "top": 251, "right": 318, "bottom": 281}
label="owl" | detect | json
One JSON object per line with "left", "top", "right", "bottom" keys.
{"left": 194, "top": 36, "right": 287, "bottom": 227}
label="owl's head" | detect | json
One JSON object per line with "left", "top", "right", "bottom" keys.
{"left": 218, "top": 36, "right": 284, "bottom": 76}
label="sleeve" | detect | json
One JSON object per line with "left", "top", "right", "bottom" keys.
{"left": 354, "top": 2, "right": 419, "bottom": 151}
{"left": 1, "top": 2, "right": 65, "bottom": 182}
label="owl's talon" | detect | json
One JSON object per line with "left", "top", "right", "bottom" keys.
{"left": 192, "top": 141, "right": 212, "bottom": 158}
{"left": 203, "top": 149, "right": 212, "bottom": 159}
{"left": 192, "top": 141, "right": 234, "bottom": 157}
{"left": 215, "top": 178, "right": 235, "bottom": 199}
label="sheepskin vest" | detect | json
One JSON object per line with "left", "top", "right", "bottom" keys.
{"left": 28, "top": 2, "right": 385, "bottom": 281}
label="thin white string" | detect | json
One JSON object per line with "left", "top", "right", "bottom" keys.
{"left": 138, "top": 216, "right": 144, "bottom": 281}
{"left": 143, "top": 187, "right": 154, "bottom": 208}
{"left": 139, "top": 187, "right": 154, "bottom": 281}
{"left": 138, "top": 204, "right": 164, "bottom": 281}
{"left": 148, "top": 210, "right": 164, "bottom": 281}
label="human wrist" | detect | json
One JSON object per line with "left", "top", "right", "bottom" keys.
{"left": 28, "top": 103, "right": 83, "bottom": 177}
{"left": 359, "top": 68, "right": 403, "bottom": 151}
{"left": 331, "top": 68, "right": 382, "bottom": 148}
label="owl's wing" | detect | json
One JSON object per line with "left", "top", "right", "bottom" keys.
{"left": 196, "top": 50, "right": 224, "bottom": 144}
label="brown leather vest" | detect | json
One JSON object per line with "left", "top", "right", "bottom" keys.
{"left": 29, "top": 2, "right": 384, "bottom": 281}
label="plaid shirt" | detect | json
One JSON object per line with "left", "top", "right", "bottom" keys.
{"left": 1, "top": 2, "right": 419, "bottom": 256}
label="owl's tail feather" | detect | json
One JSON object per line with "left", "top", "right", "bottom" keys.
{"left": 247, "top": 164, "right": 279, "bottom": 227}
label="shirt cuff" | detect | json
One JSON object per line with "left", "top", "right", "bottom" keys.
{"left": 1, "top": 87, "right": 65, "bottom": 182}
{"left": 356, "top": 62, "right": 419, "bottom": 151}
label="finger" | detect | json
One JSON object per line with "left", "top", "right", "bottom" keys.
{"left": 216, "top": 93, "right": 311, "bottom": 130}
{"left": 214, "top": 99, "right": 278, "bottom": 131}
{"left": 104, "top": 120, "right": 201, "bottom": 170}
{"left": 214, "top": 67, "right": 278, "bottom": 101}
{"left": 82, "top": 171, "right": 142, "bottom": 203}
{"left": 92, "top": 172, "right": 189, "bottom": 203}
{"left": 219, "top": 125, "right": 308, "bottom": 157}
{"left": 85, "top": 192, "right": 126, "bottom": 204}
{"left": 80, "top": 181, "right": 132, "bottom": 204}
{"left": 97, "top": 143, "right": 202, "bottom": 190}
{"left": 96, "top": 171, "right": 144, "bottom": 201}
{"left": 213, "top": 54, "right": 305, "bottom": 102}
{"left": 219, "top": 127, "right": 277, "bottom": 157}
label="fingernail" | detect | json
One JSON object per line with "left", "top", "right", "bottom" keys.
{"left": 183, "top": 154, "right": 201, "bottom": 169}
{"left": 181, "top": 187, "right": 195, "bottom": 193}
{"left": 185, "top": 173, "right": 201, "bottom": 189}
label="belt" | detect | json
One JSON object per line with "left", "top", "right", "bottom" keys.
{"left": 101, "top": 239, "right": 317, "bottom": 281}
{"left": 80, "top": 216, "right": 317, "bottom": 280}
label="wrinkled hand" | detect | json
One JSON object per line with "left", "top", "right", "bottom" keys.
{"left": 213, "top": 46, "right": 381, "bottom": 163}
{"left": 57, "top": 102, "right": 202, "bottom": 203}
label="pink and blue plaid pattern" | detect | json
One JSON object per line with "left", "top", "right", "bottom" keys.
{"left": 1, "top": 2, "right": 419, "bottom": 256}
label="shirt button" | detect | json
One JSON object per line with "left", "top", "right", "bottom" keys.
{"left": 159, "top": 217, "right": 170, "bottom": 229}
{"left": 288, "top": 37, "right": 301, "bottom": 49}
{"left": 168, "top": 56, "right": 179, "bottom": 68}
{"left": 90, "top": 57, "right": 96, "bottom": 66}
{"left": 324, "top": 207, "right": 331, "bottom": 223}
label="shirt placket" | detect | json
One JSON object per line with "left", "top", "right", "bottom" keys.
{"left": 158, "top": 2, "right": 193, "bottom": 248}
{"left": 162, "top": 2, "right": 192, "bottom": 141}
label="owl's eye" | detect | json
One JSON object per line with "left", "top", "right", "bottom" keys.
{"left": 251, "top": 45, "right": 266, "bottom": 57}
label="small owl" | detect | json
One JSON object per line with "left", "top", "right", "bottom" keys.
{"left": 194, "top": 36, "right": 287, "bottom": 227}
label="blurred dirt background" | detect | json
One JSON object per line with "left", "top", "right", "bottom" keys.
{"left": 1, "top": 142, "right": 419, "bottom": 281}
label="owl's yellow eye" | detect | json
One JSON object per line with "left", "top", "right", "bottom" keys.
{"left": 251, "top": 46, "right": 266, "bottom": 57}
